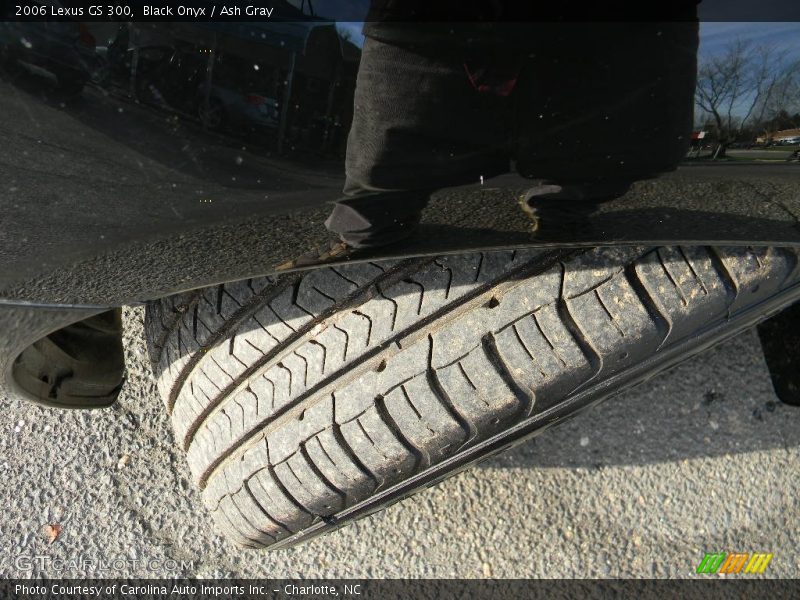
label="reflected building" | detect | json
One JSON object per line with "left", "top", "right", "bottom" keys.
{"left": 110, "top": 18, "right": 360, "bottom": 158}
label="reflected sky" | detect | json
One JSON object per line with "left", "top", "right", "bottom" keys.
{"left": 335, "top": 21, "right": 365, "bottom": 47}
{"left": 336, "top": 22, "right": 800, "bottom": 58}
{"left": 697, "top": 22, "right": 800, "bottom": 122}
{"left": 700, "top": 22, "right": 800, "bottom": 58}
{"left": 333, "top": 21, "right": 800, "bottom": 123}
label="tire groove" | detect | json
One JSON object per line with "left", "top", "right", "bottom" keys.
{"left": 295, "top": 351, "right": 310, "bottom": 388}
{"left": 164, "top": 275, "right": 301, "bottom": 412}
{"left": 474, "top": 253, "right": 484, "bottom": 282}
{"left": 149, "top": 289, "right": 204, "bottom": 364}
{"left": 457, "top": 361, "right": 477, "bottom": 390}
{"left": 623, "top": 261, "right": 672, "bottom": 349}
{"left": 429, "top": 368, "right": 478, "bottom": 448}
{"left": 332, "top": 324, "right": 350, "bottom": 361}
{"left": 481, "top": 333, "right": 535, "bottom": 417}
{"left": 229, "top": 489, "right": 277, "bottom": 544}
{"left": 531, "top": 311, "right": 567, "bottom": 367}
{"left": 374, "top": 393, "right": 429, "bottom": 471}
{"left": 283, "top": 459, "right": 313, "bottom": 509}
{"left": 331, "top": 395, "right": 380, "bottom": 490}
{"left": 511, "top": 322, "right": 548, "bottom": 380}
{"left": 300, "top": 442, "right": 347, "bottom": 505}
{"left": 213, "top": 499, "right": 263, "bottom": 547}
{"left": 191, "top": 305, "right": 199, "bottom": 339}
{"left": 268, "top": 461, "right": 314, "bottom": 519}
{"left": 196, "top": 250, "right": 575, "bottom": 489}
{"left": 678, "top": 247, "right": 709, "bottom": 295}
{"left": 205, "top": 464, "right": 268, "bottom": 513}
{"left": 432, "top": 259, "right": 454, "bottom": 300}
{"left": 243, "top": 480, "right": 292, "bottom": 537}
{"left": 657, "top": 247, "right": 688, "bottom": 306}
{"left": 705, "top": 245, "right": 740, "bottom": 314}
{"left": 310, "top": 339, "right": 328, "bottom": 375}
{"left": 329, "top": 266, "right": 361, "bottom": 287}
{"left": 176, "top": 259, "right": 430, "bottom": 448}
{"left": 402, "top": 278, "right": 426, "bottom": 315}
{"left": 246, "top": 475, "right": 297, "bottom": 532}
{"left": 215, "top": 284, "right": 225, "bottom": 315}
{"left": 355, "top": 417, "right": 382, "bottom": 456}
{"left": 594, "top": 289, "right": 626, "bottom": 338}
{"left": 555, "top": 297, "right": 603, "bottom": 390}
{"left": 290, "top": 279, "right": 316, "bottom": 319}
{"left": 352, "top": 310, "right": 373, "bottom": 347}
{"left": 376, "top": 285, "right": 399, "bottom": 331}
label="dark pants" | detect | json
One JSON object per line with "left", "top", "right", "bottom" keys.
{"left": 327, "top": 22, "right": 699, "bottom": 247}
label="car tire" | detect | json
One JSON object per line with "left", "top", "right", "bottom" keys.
{"left": 145, "top": 246, "right": 800, "bottom": 549}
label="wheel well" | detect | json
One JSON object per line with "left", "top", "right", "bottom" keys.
{"left": 12, "top": 309, "right": 125, "bottom": 409}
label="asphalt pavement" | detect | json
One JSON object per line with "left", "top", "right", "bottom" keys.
{"left": 0, "top": 307, "right": 798, "bottom": 578}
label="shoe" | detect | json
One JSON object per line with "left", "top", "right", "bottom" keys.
{"left": 274, "top": 240, "right": 351, "bottom": 271}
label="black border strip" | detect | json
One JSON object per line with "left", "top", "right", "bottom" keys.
{"left": 2, "top": 579, "right": 800, "bottom": 600}
{"left": 1, "top": 0, "right": 800, "bottom": 22}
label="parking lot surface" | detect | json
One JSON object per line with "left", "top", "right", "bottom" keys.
{"left": 0, "top": 308, "right": 797, "bottom": 578}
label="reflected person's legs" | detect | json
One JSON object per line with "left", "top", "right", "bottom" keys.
{"left": 324, "top": 191, "right": 429, "bottom": 249}
{"left": 515, "top": 21, "right": 700, "bottom": 182}
{"left": 327, "top": 18, "right": 699, "bottom": 246}
{"left": 514, "top": 20, "right": 699, "bottom": 225}
{"left": 326, "top": 36, "right": 511, "bottom": 248}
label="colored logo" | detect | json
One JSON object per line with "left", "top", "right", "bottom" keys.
{"left": 696, "top": 552, "right": 773, "bottom": 574}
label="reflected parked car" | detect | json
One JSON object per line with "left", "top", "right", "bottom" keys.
{"left": 0, "top": 3, "right": 97, "bottom": 94}
{"left": 112, "top": 43, "right": 281, "bottom": 135}
{"left": 198, "top": 53, "right": 280, "bottom": 132}
{"left": 198, "top": 81, "right": 280, "bottom": 133}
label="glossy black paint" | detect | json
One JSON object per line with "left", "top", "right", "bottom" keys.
{"left": 0, "top": 17, "right": 799, "bottom": 407}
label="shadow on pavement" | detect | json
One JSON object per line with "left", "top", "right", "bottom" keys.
{"left": 481, "top": 328, "right": 799, "bottom": 470}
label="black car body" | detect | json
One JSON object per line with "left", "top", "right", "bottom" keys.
{"left": 0, "top": 3, "right": 97, "bottom": 92}
{"left": 1, "top": 14, "right": 798, "bottom": 400}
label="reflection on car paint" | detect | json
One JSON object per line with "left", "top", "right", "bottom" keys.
{"left": 0, "top": 10, "right": 798, "bottom": 307}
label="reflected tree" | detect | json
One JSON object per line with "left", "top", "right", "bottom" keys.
{"left": 695, "top": 39, "right": 799, "bottom": 157}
